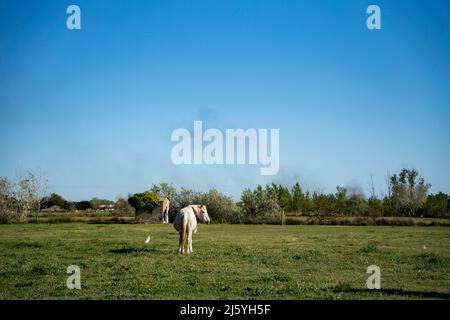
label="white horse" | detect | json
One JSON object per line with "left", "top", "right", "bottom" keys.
{"left": 173, "top": 205, "right": 210, "bottom": 254}
{"left": 161, "top": 196, "right": 170, "bottom": 223}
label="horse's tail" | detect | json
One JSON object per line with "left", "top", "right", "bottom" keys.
{"left": 180, "top": 214, "right": 188, "bottom": 246}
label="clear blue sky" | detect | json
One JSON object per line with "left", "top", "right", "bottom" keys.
{"left": 1, "top": 0, "right": 449, "bottom": 200}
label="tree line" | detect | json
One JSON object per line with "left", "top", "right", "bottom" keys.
{"left": 1, "top": 168, "right": 449, "bottom": 224}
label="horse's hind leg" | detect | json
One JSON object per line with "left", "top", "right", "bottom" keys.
{"left": 185, "top": 227, "right": 194, "bottom": 254}
{"left": 165, "top": 209, "right": 169, "bottom": 223}
{"left": 188, "top": 233, "right": 193, "bottom": 253}
{"left": 178, "top": 233, "right": 183, "bottom": 254}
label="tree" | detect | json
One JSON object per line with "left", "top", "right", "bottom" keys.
{"left": 127, "top": 192, "right": 161, "bottom": 212}
{"left": 390, "top": 168, "right": 430, "bottom": 216}
{"left": 335, "top": 186, "right": 349, "bottom": 215}
{"left": 150, "top": 183, "right": 177, "bottom": 201}
{"left": 347, "top": 194, "right": 368, "bottom": 216}
{"left": 311, "top": 192, "right": 335, "bottom": 217}
{"left": 240, "top": 188, "right": 258, "bottom": 217}
{"left": 17, "top": 171, "right": 48, "bottom": 219}
{"left": 63, "top": 200, "right": 76, "bottom": 211}
{"left": 198, "top": 188, "right": 241, "bottom": 223}
{"left": 41, "top": 193, "right": 66, "bottom": 209}
{"left": 423, "top": 193, "right": 449, "bottom": 218}
{"left": 0, "top": 177, "right": 18, "bottom": 223}
{"left": 266, "top": 183, "right": 291, "bottom": 225}
{"left": 174, "top": 187, "right": 202, "bottom": 210}
{"left": 367, "top": 196, "right": 384, "bottom": 217}
{"left": 115, "top": 197, "right": 134, "bottom": 214}
{"left": 75, "top": 201, "right": 92, "bottom": 211}
{"left": 239, "top": 186, "right": 280, "bottom": 223}
{"left": 290, "top": 182, "right": 313, "bottom": 214}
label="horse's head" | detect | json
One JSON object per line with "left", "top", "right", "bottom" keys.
{"left": 196, "top": 204, "right": 210, "bottom": 224}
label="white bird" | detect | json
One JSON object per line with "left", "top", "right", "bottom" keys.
{"left": 423, "top": 245, "right": 427, "bottom": 250}
{"left": 144, "top": 236, "right": 151, "bottom": 244}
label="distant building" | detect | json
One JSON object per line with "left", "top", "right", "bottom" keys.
{"left": 41, "top": 205, "right": 65, "bottom": 212}
{"left": 98, "top": 204, "right": 115, "bottom": 212}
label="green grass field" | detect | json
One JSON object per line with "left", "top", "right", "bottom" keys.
{"left": 0, "top": 223, "right": 449, "bottom": 299}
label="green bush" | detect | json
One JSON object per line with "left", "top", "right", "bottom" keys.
{"left": 198, "top": 188, "right": 242, "bottom": 223}
{"left": 239, "top": 186, "right": 280, "bottom": 223}
{"left": 170, "top": 187, "right": 242, "bottom": 223}
{"left": 75, "top": 200, "right": 92, "bottom": 210}
{"left": 423, "top": 193, "right": 449, "bottom": 218}
{"left": 127, "top": 192, "right": 161, "bottom": 211}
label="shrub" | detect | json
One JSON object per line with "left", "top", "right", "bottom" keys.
{"left": 197, "top": 188, "right": 242, "bottom": 223}
{"left": 170, "top": 187, "right": 242, "bottom": 223}
{"left": 127, "top": 192, "right": 161, "bottom": 211}
{"left": 423, "top": 193, "right": 449, "bottom": 218}
{"left": 0, "top": 177, "right": 18, "bottom": 224}
{"left": 40, "top": 193, "right": 66, "bottom": 209}
{"left": 389, "top": 168, "right": 430, "bottom": 216}
{"left": 75, "top": 200, "right": 92, "bottom": 210}
{"left": 173, "top": 188, "right": 202, "bottom": 210}
{"left": 239, "top": 186, "right": 280, "bottom": 223}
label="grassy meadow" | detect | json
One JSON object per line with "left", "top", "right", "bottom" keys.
{"left": 0, "top": 223, "right": 449, "bottom": 299}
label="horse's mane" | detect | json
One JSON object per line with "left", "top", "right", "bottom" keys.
{"left": 189, "top": 204, "right": 203, "bottom": 216}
